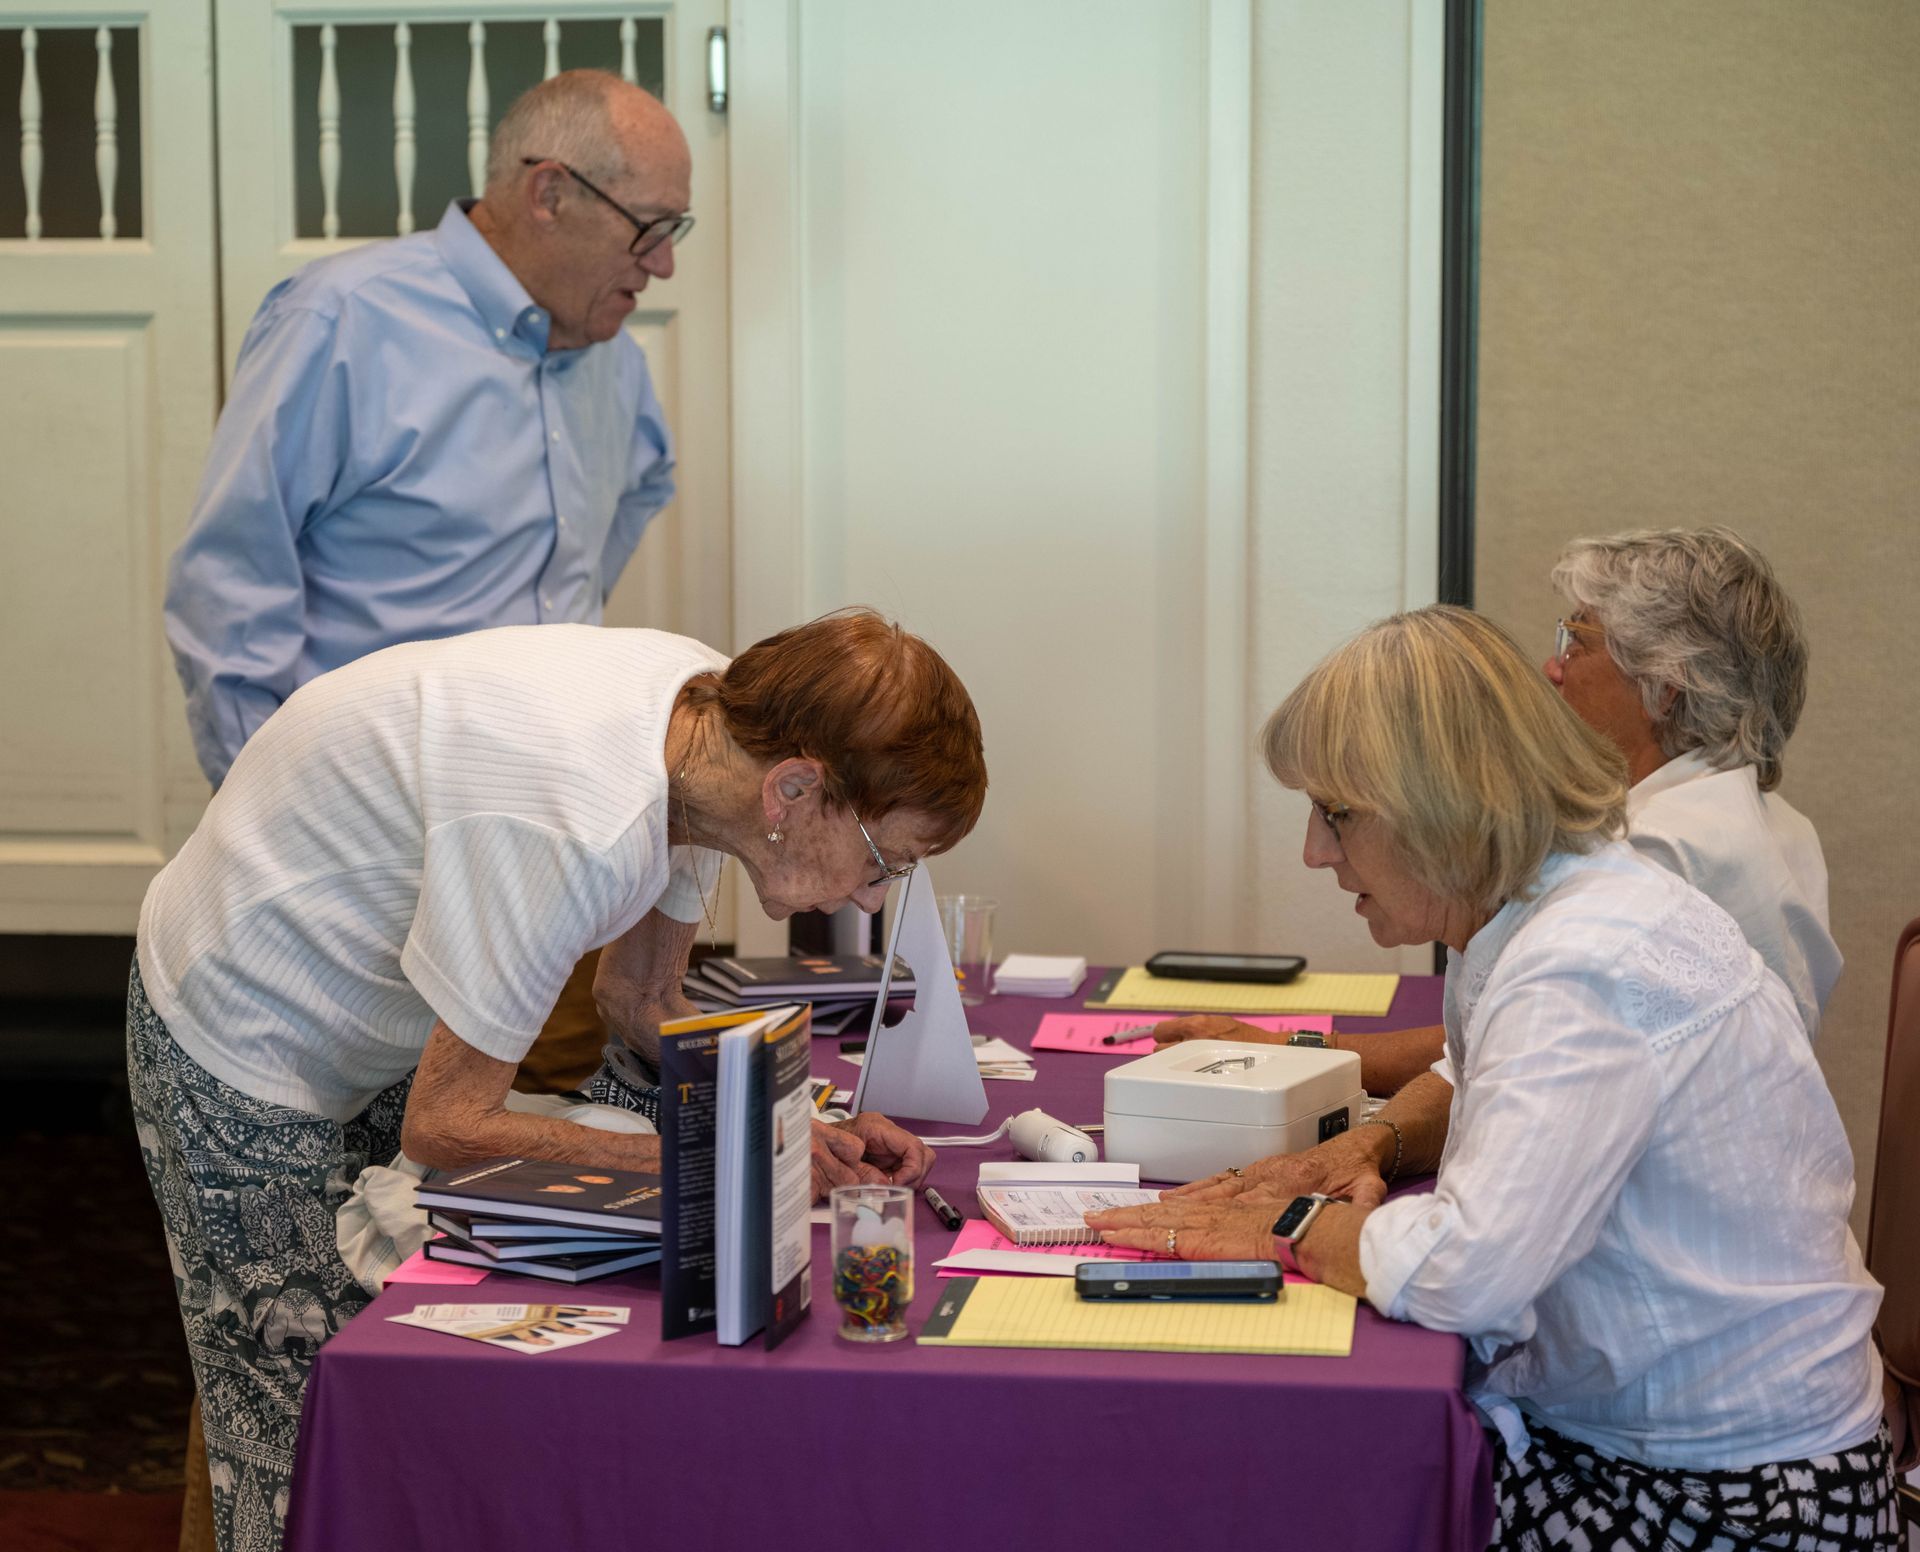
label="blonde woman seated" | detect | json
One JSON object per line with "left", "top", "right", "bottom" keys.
{"left": 1090, "top": 606, "right": 1896, "bottom": 1551}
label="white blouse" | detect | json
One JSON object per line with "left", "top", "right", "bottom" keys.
{"left": 1628, "top": 750, "right": 1841, "bottom": 1040}
{"left": 1362, "top": 842, "right": 1882, "bottom": 1470}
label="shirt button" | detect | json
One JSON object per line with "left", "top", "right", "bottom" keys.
{"left": 1427, "top": 1212, "right": 1443, "bottom": 1230}
{"left": 541, "top": 594, "right": 552, "bottom": 610}
{"left": 551, "top": 430, "right": 561, "bottom": 442}
{"left": 556, "top": 514, "right": 567, "bottom": 530}
{"left": 494, "top": 327, "right": 505, "bottom": 339}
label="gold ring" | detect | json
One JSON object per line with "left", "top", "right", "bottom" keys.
{"left": 1165, "top": 1228, "right": 1178, "bottom": 1254}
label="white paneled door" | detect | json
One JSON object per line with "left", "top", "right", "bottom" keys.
{"left": 727, "top": 0, "right": 1254, "bottom": 961}
{"left": 0, "top": 3, "right": 220, "bottom": 931}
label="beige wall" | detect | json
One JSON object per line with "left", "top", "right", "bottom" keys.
{"left": 1475, "top": 1, "right": 1920, "bottom": 1231}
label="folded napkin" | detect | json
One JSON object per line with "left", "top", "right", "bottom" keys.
{"left": 993, "top": 954, "right": 1088, "bottom": 997}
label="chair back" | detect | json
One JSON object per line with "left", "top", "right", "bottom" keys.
{"left": 1866, "top": 916, "right": 1920, "bottom": 1483}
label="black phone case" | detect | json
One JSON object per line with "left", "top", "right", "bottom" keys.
{"left": 1143, "top": 952, "right": 1305, "bottom": 984}
{"left": 1074, "top": 1268, "right": 1282, "bottom": 1302}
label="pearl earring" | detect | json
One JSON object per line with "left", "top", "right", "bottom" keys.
{"left": 767, "top": 829, "right": 783, "bottom": 844}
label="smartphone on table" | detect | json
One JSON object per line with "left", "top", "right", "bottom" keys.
{"left": 1074, "top": 1260, "right": 1282, "bottom": 1302}
{"left": 1143, "top": 951, "right": 1306, "bottom": 984}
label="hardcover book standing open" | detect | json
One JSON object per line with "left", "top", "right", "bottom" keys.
{"left": 658, "top": 1003, "right": 814, "bottom": 1348}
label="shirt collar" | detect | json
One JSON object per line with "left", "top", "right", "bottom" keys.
{"left": 433, "top": 199, "right": 553, "bottom": 353}
{"left": 1629, "top": 747, "right": 1721, "bottom": 803}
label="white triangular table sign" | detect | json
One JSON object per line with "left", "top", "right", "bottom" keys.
{"left": 849, "top": 864, "right": 988, "bottom": 1125}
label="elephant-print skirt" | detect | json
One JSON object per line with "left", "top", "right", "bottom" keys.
{"left": 126, "top": 956, "right": 411, "bottom": 1552}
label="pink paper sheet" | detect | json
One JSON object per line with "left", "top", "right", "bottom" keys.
{"left": 1028, "top": 1011, "right": 1335, "bottom": 1055}
{"left": 933, "top": 1217, "right": 1156, "bottom": 1276}
{"left": 385, "top": 1249, "right": 491, "bottom": 1287}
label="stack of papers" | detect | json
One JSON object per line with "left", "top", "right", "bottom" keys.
{"left": 839, "top": 1035, "right": 1034, "bottom": 1081}
{"left": 993, "top": 955, "right": 1088, "bottom": 997}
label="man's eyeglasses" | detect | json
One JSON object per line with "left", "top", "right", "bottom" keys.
{"left": 522, "top": 157, "right": 695, "bottom": 257}
{"left": 853, "top": 811, "right": 917, "bottom": 890}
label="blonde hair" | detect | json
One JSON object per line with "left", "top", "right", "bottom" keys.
{"left": 1551, "top": 526, "right": 1808, "bottom": 791}
{"left": 1262, "top": 606, "right": 1628, "bottom": 913}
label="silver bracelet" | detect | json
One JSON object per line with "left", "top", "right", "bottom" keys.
{"left": 1361, "top": 1117, "right": 1403, "bottom": 1183}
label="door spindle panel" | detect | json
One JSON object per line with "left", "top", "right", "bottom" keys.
{"left": 393, "top": 23, "right": 416, "bottom": 235}
{"left": 466, "top": 21, "right": 489, "bottom": 198}
{"left": 318, "top": 25, "right": 342, "bottom": 238}
{"left": 20, "top": 27, "right": 42, "bottom": 240}
{"left": 94, "top": 28, "right": 117, "bottom": 239}
{"left": 544, "top": 20, "right": 561, "bottom": 80}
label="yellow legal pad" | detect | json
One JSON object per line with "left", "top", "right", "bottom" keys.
{"left": 1088, "top": 967, "right": 1400, "bottom": 1018}
{"left": 916, "top": 1275, "right": 1356, "bottom": 1357}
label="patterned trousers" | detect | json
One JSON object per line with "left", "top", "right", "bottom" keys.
{"left": 126, "top": 957, "right": 411, "bottom": 1552}
{"left": 1491, "top": 1417, "right": 1901, "bottom": 1552}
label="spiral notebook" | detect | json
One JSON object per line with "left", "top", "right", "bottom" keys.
{"left": 974, "top": 1184, "right": 1162, "bottom": 1246}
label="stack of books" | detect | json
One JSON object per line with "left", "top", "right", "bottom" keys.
{"left": 683, "top": 953, "right": 914, "bottom": 1035}
{"left": 992, "top": 954, "right": 1089, "bottom": 997}
{"left": 417, "top": 1157, "right": 665, "bottom": 1284}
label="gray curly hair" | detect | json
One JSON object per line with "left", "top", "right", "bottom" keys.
{"left": 1550, "top": 527, "right": 1808, "bottom": 791}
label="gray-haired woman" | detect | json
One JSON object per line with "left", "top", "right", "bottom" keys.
{"left": 1545, "top": 525, "right": 1838, "bottom": 1037}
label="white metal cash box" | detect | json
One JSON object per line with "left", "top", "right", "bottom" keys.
{"left": 1102, "top": 1039, "right": 1365, "bottom": 1183}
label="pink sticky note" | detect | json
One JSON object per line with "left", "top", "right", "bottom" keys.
{"left": 386, "top": 1249, "right": 491, "bottom": 1287}
{"left": 1028, "top": 1012, "right": 1335, "bottom": 1055}
{"left": 934, "top": 1218, "right": 1158, "bottom": 1276}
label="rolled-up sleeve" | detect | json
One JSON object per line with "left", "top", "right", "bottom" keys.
{"left": 165, "top": 304, "right": 353, "bottom": 786}
{"left": 1359, "top": 962, "right": 1661, "bottom": 1341}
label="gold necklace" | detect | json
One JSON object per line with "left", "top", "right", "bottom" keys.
{"left": 677, "top": 764, "right": 720, "bottom": 949}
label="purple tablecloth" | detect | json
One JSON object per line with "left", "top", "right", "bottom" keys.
{"left": 284, "top": 974, "right": 1492, "bottom": 1552}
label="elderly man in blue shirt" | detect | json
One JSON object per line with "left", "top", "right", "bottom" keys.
{"left": 165, "top": 67, "right": 692, "bottom": 788}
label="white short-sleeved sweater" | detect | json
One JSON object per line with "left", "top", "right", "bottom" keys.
{"left": 138, "top": 624, "right": 728, "bottom": 1123}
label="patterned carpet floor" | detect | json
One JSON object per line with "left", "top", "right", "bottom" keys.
{"left": 1, "top": 1078, "right": 194, "bottom": 1496}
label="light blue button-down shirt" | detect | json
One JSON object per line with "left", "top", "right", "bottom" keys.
{"left": 165, "top": 200, "right": 675, "bottom": 786}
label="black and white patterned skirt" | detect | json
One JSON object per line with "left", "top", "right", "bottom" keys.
{"left": 126, "top": 956, "right": 411, "bottom": 1552}
{"left": 1491, "top": 1416, "right": 1900, "bottom": 1552}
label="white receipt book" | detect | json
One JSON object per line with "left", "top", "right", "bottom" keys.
{"left": 973, "top": 1162, "right": 1159, "bottom": 1246}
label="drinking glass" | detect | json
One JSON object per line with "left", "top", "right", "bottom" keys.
{"left": 935, "top": 894, "right": 997, "bottom": 1006}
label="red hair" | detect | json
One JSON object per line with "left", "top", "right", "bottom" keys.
{"left": 697, "top": 610, "right": 987, "bottom": 851}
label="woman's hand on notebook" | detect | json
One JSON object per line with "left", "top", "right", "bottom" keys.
{"left": 1083, "top": 1196, "right": 1285, "bottom": 1264}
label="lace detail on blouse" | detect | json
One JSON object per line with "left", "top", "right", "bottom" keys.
{"left": 1621, "top": 896, "right": 1758, "bottom": 1049}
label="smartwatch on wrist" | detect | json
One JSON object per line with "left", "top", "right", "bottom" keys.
{"left": 1271, "top": 1192, "right": 1338, "bottom": 1246}
{"left": 1284, "top": 1031, "right": 1327, "bottom": 1049}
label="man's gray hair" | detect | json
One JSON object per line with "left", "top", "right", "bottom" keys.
{"left": 485, "top": 70, "right": 629, "bottom": 193}
{"left": 1551, "top": 526, "right": 1808, "bottom": 790}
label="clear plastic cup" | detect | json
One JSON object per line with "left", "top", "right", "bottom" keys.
{"left": 828, "top": 1184, "right": 914, "bottom": 1342}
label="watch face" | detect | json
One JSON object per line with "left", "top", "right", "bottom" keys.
{"left": 1271, "top": 1195, "right": 1319, "bottom": 1239}
{"left": 1286, "top": 1032, "right": 1326, "bottom": 1048}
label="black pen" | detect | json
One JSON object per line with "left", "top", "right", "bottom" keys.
{"left": 923, "top": 1186, "right": 964, "bottom": 1231}
{"left": 1102, "top": 1024, "right": 1156, "bottom": 1045}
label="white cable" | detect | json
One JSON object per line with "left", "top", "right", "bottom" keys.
{"left": 916, "top": 1118, "right": 1012, "bottom": 1147}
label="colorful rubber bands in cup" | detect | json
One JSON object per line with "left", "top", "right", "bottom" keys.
{"left": 833, "top": 1243, "right": 912, "bottom": 1335}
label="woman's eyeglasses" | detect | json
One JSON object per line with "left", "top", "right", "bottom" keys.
{"left": 853, "top": 812, "right": 917, "bottom": 890}
{"left": 1312, "top": 799, "right": 1351, "bottom": 841}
